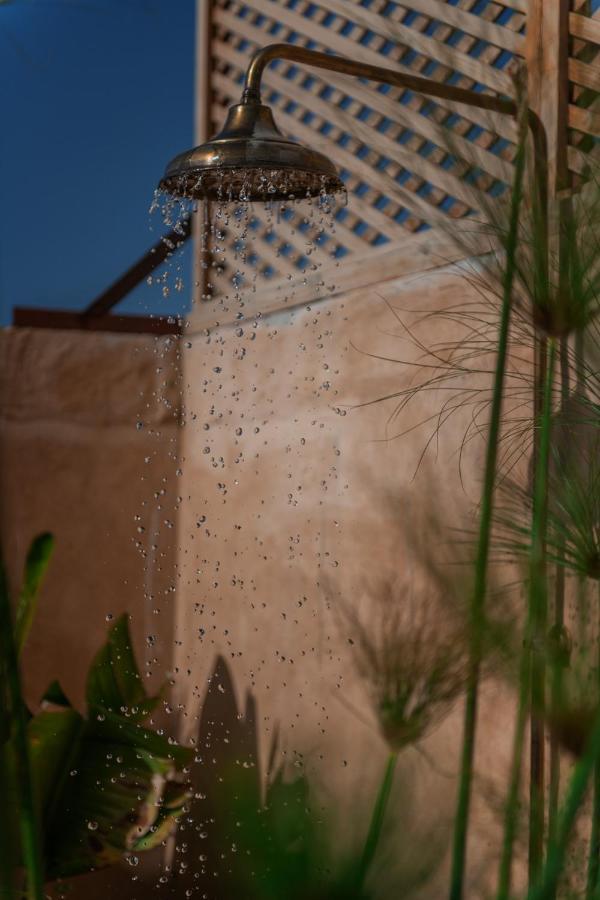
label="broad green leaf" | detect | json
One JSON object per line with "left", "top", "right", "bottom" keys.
{"left": 0, "top": 619, "right": 9, "bottom": 746}
{"left": 86, "top": 708, "right": 193, "bottom": 770}
{"left": 3, "top": 567, "right": 192, "bottom": 886}
{"left": 131, "top": 780, "right": 190, "bottom": 852}
{"left": 85, "top": 614, "right": 161, "bottom": 720}
{"left": 45, "top": 729, "right": 188, "bottom": 879}
{"left": 3, "top": 706, "right": 84, "bottom": 876}
{"left": 0, "top": 740, "right": 17, "bottom": 895}
{"left": 45, "top": 735, "right": 158, "bottom": 878}
{"left": 14, "top": 533, "right": 54, "bottom": 656}
{"left": 0, "top": 547, "right": 45, "bottom": 895}
{"left": 28, "top": 707, "right": 84, "bottom": 828}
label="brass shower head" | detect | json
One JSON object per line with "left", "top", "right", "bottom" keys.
{"left": 160, "top": 99, "right": 344, "bottom": 202}
{"left": 159, "top": 42, "right": 547, "bottom": 215}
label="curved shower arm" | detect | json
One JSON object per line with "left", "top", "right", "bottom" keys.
{"left": 242, "top": 42, "right": 548, "bottom": 239}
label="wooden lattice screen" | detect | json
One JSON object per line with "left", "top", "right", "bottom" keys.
{"left": 569, "top": 1, "right": 600, "bottom": 171}
{"left": 192, "top": 0, "right": 600, "bottom": 323}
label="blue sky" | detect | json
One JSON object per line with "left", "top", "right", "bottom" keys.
{"left": 0, "top": 0, "right": 195, "bottom": 324}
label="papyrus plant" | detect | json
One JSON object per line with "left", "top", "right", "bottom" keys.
{"left": 176, "top": 655, "right": 372, "bottom": 899}
{"left": 332, "top": 572, "right": 470, "bottom": 891}
{"left": 338, "top": 578, "right": 469, "bottom": 754}
{"left": 355, "top": 95, "right": 600, "bottom": 891}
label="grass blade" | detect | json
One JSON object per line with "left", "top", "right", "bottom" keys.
{"left": 14, "top": 534, "right": 54, "bottom": 658}
{"left": 356, "top": 752, "right": 398, "bottom": 890}
{"left": 528, "top": 699, "right": 600, "bottom": 899}
{"left": 0, "top": 556, "right": 44, "bottom": 898}
{"left": 528, "top": 338, "right": 556, "bottom": 883}
{"left": 448, "top": 119, "right": 528, "bottom": 900}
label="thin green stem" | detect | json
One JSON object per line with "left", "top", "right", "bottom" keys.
{"left": 586, "top": 585, "right": 600, "bottom": 899}
{"left": 497, "top": 342, "right": 555, "bottom": 897}
{"left": 0, "top": 561, "right": 44, "bottom": 899}
{"left": 575, "top": 328, "right": 586, "bottom": 395}
{"left": 588, "top": 721, "right": 600, "bottom": 897}
{"left": 546, "top": 337, "right": 570, "bottom": 894}
{"left": 0, "top": 670, "right": 15, "bottom": 897}
{"left": 528, "top": 699, "right": 600, "bottom": 900}
{"left": 356, "top": 751, "right": 398, "bottom": 889}
{"left": 528, "top": 337, "right": 556, "bottom": 885}
{"left": 547, "top": 562, "right": 565, "bottom": 850}
{"left": 496, "top": 610, "right": 533, "bottom": 899}
{"left": 448, "top": 128, "right": 527, "bottom": 900}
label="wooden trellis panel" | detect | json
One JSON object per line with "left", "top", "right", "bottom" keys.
{"left": 194, "top": 0, "right": 600, "bottom": 315}
{"left": 526, "top": 0, "right": 599, "bottom": 191}
{"left": 568, "top": 1, "right": 600, "bottom": 176}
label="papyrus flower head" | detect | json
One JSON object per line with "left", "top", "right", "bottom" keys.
{"left": 338, "top": 577, "right": 469, "bottom": 752}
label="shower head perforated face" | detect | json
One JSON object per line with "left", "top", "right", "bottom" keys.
{"left": 159, "top": 101, "right": 344, "bottom": 202}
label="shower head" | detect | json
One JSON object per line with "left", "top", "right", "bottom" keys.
{"left": 159, "top": 100, "right": 344, "bottom": 202}
{"left": 159, "top": 42, "right": 546, "bottom": 211}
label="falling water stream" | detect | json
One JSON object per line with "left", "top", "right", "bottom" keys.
{"left": 125, "top": 171, "right": 364, "bottom": 896}
{"left": 148, "top": 168, "right": 347, "bottom": 315}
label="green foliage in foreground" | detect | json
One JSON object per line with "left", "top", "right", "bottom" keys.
{"left": 173, "top": 655, "right": 444, "bottom": 900}
{"left": 175, "top": 655, "right": 370, "bottom": 900}
{"left": 0, "top": 536, "right": 192, "bottom": 897}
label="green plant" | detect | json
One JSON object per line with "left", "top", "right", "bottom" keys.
{"left": 332, "top": 574, "right": 469, "bottom": 891}
{"left": 173, "top": 656, "right": 371, "bottom": 899}
{"left": 337, "top": 578, "right": 469, "bottom": 753}
{"left": 38, "top": 613, "right": 192, "bottom": 882}
{"left": 355, "top": 96, "right": 600, "bottom": 894}
{"left": 173, "top": 655, "right": 444, "bottom": 900}
{"left": 1, "top": 535, "right": 192, "bottom": 898}
{"left": 448, "top": 112, "right": 529, "bottom": 900}
{"left": 1, "top": 534, "right": 54, "bottom": 900}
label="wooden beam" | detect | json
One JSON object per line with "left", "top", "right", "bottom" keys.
{"left": 399, "top": 0, "right": 525, "bottom": 56}
{"left": 569, "top": 11, "right": 600, "bottom": 46}
{"left": 499, "top": 0, "right": 527, "bottom": 13}
{"left": 83, "top": 219, "right": 192, "bottom": 317}
{"left": 12, "top": 308, "right": 182, "bottom": 335}
{"left": 569, "top": 102, "right": 600, "bottom": 136}
{"left": 568, "top": 56, "right": 600, "bottom": 92}
{"left": 526, "top": 0, "right": 571, "bottom": 194}
{"left": 568, "top": 143, "right": 598, "bottom": 174}
{"left": 573, "top": 0, "right": 599, "bottom": 13}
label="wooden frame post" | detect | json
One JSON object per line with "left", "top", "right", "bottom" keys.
{"left": 193, "top": 0, "right": 213, "bottom": 307}
{"left": 526, "top": 0, "right": 571, "bottom": 195}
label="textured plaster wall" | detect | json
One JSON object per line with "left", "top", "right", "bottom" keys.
{"left": 175, "top": 261, "right": 524, "bottom": 897}
{"left": 0, "top": 326, "right": 183, "bottom": 896}
{"left": 0, "top": 327, "right": 181, "bottom": 710}
{"left": 0, "top": 261, "right": 529, "bottom": 896}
